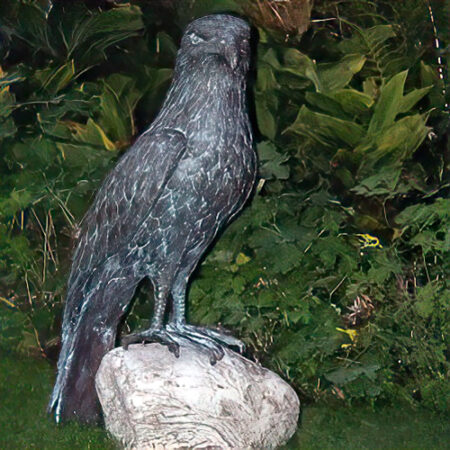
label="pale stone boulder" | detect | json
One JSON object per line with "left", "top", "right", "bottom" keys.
{"left": 95, "top": 342, "right": 299, "bottom": 449}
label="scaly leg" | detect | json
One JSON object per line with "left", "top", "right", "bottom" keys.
{"left": 166, "top": 274, "right": 245, "bottom": 364}
{"left": 121, "top": 281, "right": 179, "bottom": 356}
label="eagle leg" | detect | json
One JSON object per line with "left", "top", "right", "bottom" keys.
{"left": 122, "top": 281, "right": 180, "bottom": 357}
{"left": 165, "top": 273, "right": 245, "bottom": 364}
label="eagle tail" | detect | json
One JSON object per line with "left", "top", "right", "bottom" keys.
{"left": 48, "top": 270, "right": 138, "bottom": 423}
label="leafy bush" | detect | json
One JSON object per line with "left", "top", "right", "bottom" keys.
{"left": 0, "top": 0, "right": 448, "bottom": 412}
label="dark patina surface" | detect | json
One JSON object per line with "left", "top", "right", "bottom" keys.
{"left": 49, "top": 14, "right": 256, "bottom": 424}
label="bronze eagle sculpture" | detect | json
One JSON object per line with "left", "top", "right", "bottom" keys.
{"left": 49, "top": 14, "right": 255, "bottom": 424}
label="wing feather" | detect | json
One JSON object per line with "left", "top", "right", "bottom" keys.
{"left": 69, "top": 128, "right": 187, "bottom": 282}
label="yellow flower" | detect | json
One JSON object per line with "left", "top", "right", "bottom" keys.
{"left": 356, "top": 233, "right": 383, "bottom": 249}
{"left": 336, "top": 327, "right": 358, "bottom": 342}
{"left": 236, "top": 252, "right": 251, "bottom": 265}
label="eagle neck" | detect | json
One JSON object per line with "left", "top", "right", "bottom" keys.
{"left": 151, "top": 63, "right": 247, "bottom": 133}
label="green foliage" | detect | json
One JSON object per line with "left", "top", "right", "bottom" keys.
{"left": 0, "top": 0, "right": 448, "bottom": 414}
{"left": 0, "top": 0, "right": 174, "bottom": 356}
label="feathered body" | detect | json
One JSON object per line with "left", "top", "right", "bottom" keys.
{"left": 49, "top": 15, "right": 255, "bottom": 423}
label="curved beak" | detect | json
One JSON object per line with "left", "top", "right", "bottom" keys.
{"left": 224, "top": 45, "right": 239, "bottom": 71}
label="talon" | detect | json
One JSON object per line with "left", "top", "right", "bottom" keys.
{"left": 168, "top": 343, "right": 180, "bottom": 357}
{"left": 215, "top": 347, "right": 225, "bottom": 361}
{"left": 121, "top": 328, "right": 177, "bottom": 352}
{"left": 121, "top": 335, "right": 133, "bottom": 350}
{"left": 164, "top": 323, "right": 233, "bottom": 365}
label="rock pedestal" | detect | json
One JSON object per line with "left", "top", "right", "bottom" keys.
{"left": 95, "top": 343, "right": 299, "bottom": 449}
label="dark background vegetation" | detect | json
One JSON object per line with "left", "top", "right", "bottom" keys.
{"left": 0, "top": 0, "right": 449, "bottom": 440}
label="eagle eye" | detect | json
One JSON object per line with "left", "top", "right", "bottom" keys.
{"left": 189, "top": 33, "right": 206, "bottom": 45}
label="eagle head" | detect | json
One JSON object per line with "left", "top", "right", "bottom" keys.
{"left": 179, "top": 14, "right": 251, "bottom": 74}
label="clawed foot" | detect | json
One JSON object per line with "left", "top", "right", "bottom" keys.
{"left": 166, "top": 323, "right": 245, "bottom": 365}
{"left": 121, "top": 328, "right": 180, "bottom": 357}
{"left": 122, "top": 323, "right": 245, "bottom": 365}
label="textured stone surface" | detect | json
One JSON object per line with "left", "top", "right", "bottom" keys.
{"left": 95, "top": 343, "right": 299, "bottom": 449}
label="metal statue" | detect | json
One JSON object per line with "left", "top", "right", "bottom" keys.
{"left": 49, "top": 14, "right": 255, "bottom": 423}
